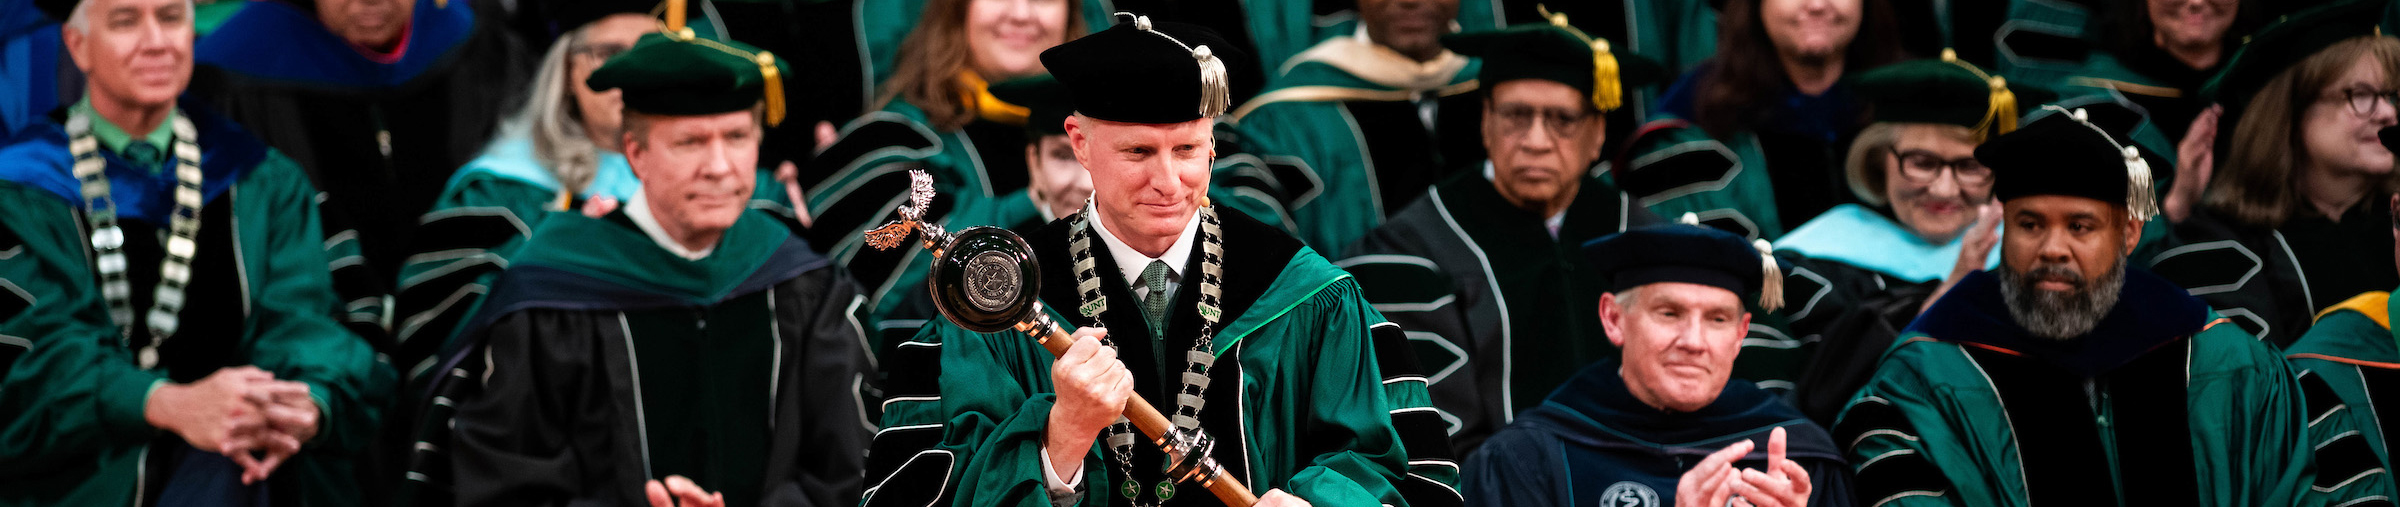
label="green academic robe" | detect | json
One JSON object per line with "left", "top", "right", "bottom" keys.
{"left": 1737, "top": 203, "right": 1991, "bottom": 425}
{"left": 432, "top": 208, "right": 876, "bottom": 507}
{"left": 1832, "top": 268, "right": 2351, "bottom": 506}
{"left": 1615, "top": 112, "right": 1822, "bottom": 241}
{"left": 1229, "top": 38, "right": 1484, "bottom": 257}
{"left": 1339, "top": 168, "right": 1657, "bottom": 455}
{"left": 0, "top": 107, "right": 391, "bottom": 506}
{"left": 2286, "top": 291, "right": 2400, "bottom": 507}
{"left": 860, "top": 209, "right": 1459, "bottom": 507}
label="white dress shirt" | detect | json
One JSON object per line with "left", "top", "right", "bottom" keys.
{"left": 625, "top": 192, "right": 715, "bottom": 260}
{"left": 1041, "top": 203, "right": 1204, "bottom": 505}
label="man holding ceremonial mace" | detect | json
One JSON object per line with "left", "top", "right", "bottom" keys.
{"left": 856, "top": 12, "right": 1461, "bottom": 507}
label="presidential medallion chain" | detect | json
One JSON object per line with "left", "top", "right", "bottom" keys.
{"left": 1067, "top": 204, "right": 1226, "bottom": 505}
{"left": 66, "top": 110, "right": 204, "bottom": 370}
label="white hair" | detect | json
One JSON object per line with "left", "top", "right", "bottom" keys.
{"left": 67, "top": 0, "right": 199, "bottom": 32}
{"left": 494, "top": 27, "right": 605, "bottom": 194}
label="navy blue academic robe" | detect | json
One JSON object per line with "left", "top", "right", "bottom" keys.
{"left": 1462, "top": 359, "right": 1855, "bottom": 507}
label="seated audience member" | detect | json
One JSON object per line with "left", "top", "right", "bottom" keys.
{"left": 1341, "top": 17, "right": 1668, "bottom": 454}
{"left": 1228, "top": 0, "right": 1482, "bottom": 256}
{"left": 2152, "top": 0, "right": 2400, "bottom": 345}
{"left": 442, "top": 29, "right": 876, "bottom": 507}
{"left": 1461, "top": 224, "right": 1854, "bottom": 507}
{"left": 0, "top": 0, "right": 390, "bottom": 503}
{"left": 2285, "top": 189, "right": 2400, "bottom": 505}
{"left": 193, "top": 0, "right": 533, "bottom": 284}
{"left": 2047, "top": 0, "right": 2256, "bottom": 145}
{"left": 990, "top": 74, "right": 1093, "bottom": 226}
{"left": 389, "top": 1, "right": 655, "bottom": 387}
{"left": 799, "top": 0, "right": 1084, "bottom": 352}
{"left": 1834, "top": 104, "right": 2387, "bottom": 506}
{"left": 1617, "top": 0, "right": 1904, "bottom": 240}
{"left": 1756, "top": 53, "right": 2046, "bottom": 423}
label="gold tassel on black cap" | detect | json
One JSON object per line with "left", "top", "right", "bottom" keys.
{"left": 1942, "top": 48, "right": 2018, "bottom": 143}
{"left": 1540, "top": 6, "right": 1623, "bottom": 112}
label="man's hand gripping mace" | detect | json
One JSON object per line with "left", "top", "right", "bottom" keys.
{"left": 863, "top": 170, "right": 1258, "bottom": 506}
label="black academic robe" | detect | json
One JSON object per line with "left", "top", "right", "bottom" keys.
{"left": 426, "top": 209, "right": 876, "bottom": 507}
{"left": 1461, "top": 359, "right": 1855, "bottom": 507}
{"left": 192, "top": 0, "right": 533, "bottom": 283}
{"left": 1343, "top": 169, "right": 1659, "bottom": 455}
{"left": 2152, "top": 199, "right": 2400, "bottom": 346}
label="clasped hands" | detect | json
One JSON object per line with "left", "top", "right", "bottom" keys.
{"left": 141, "top": 366, "right": 318, "bottom": 485}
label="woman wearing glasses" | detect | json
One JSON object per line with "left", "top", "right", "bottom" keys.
{"left": 1752, "top": 56, "right": 2053, "bottom": 425}
{"left": 2153, "top": 3, "right": 2400, "bottom": 347}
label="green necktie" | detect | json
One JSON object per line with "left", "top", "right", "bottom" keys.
{"left": 1141, "top": 260, "right": 1172, "bottom": 338}
{"left": 121, "top": 142, "right": 164, "bottom": 174}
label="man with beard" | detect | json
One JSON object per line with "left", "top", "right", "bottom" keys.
{"left": 1831, "top": 105, "right": 2385, "bottom": 505}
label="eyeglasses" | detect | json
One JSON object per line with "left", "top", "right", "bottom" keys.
{"left": 1491, "top": 104, "right": 1595, "bottom": 138}
{"left": 2330, "top": 87, "right": 2400, "bottom": 116}
{"left": 1888, "top": 146, "right": 1991, "bottom": 186}
{"left": 572, "top": 42, "right": 632, "bottom": 63}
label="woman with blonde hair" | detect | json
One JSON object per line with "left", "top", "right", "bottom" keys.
{"left": 798, "top": 0, "right": 1088, "bottom": 352}
{"left": 2156, "top": 2, "right": 2400, "bottom": 346}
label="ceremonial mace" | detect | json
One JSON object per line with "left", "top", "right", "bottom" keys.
{"left": 865, "top": 170, "right": 1259, "bottom": 506}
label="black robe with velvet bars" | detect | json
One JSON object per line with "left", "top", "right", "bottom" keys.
{"left": 413, "top": 209, "right": 877, "bottom": 507}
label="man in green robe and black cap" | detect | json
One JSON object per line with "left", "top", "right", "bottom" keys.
{"left": 1339, "top": 16, "right": 1666, "bottom": 456}
{"left": 861, "top": 13, "right": 1457, "bottom": 507}
{"left": 435, "top": 24, "right": 877, "bottom": 507}
{"left": 0, "top": 0, "right": 391, "bottom": 504}
{"left": 1833, "top": 104, "right": 2388, "bottom": 506}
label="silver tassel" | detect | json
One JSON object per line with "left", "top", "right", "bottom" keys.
{"left": 2123, "top": 146, "right": 2159, "bottom": 223}
{"left": 1752, "top": 239, "right": 1784, "bottom": 312}
{"left": 1195, "top": 44, "right": 1230, "bottom": 118}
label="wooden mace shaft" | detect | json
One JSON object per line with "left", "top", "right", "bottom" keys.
{"left": 1032, "top": 326, "right": 1259, "bottom": 506}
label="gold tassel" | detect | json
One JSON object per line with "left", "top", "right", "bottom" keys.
{"left": 1591, "top": 39, "right": 1621, "bottom": 112}
{"left": 757, "top": 52, "right": 785, "bottom": 127}
{"left": 665, "top": 0, "right": 686, "bottom": 34}
{"left": 1753, "top": 239, "right": 1784, "bottom": 312}
{"left": 1195, "top": 45, "right": 1231, "bottom": 118}
{"left": 1986, "top": 76, "right": 2017, "bottom": 140}
{"left": 1539, "top": 6, "right": 1621, "bottom": 112}
{"left": 1943, "top": 49, "right": 2019, "bottom": 142}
